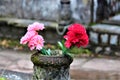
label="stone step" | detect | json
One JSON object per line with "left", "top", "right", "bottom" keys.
{"left": 70, "top": 58, "right": 120, "bottom": 80}
{"left": 102, "top": 14, "right": 120, "bottom": 26}
{"left": 0, "top": 18, "right": 58, "bottom": 28}
{"left": 109, "top": 14, "right": 120, "bottom": 21}
{"left": 102, "top": 20, "right": 120, "bottom": 26}
{"left": 89, "top": 24, "right": 120, "bottom": 34}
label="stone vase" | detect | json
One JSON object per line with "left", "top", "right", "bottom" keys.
{"left": 31, "top": 50, "right": 73, "bottom": 80}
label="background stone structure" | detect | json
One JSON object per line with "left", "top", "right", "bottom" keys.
{"left": 0, "top": 0, "right": 91, "bottom": 24}
{"left": 0, "top": 0, "right": 92, "bottom": 44}
{"left": 92, "top": 0, "right": 120, "bottom": 22}
{"left": 0, "top": 0, "right": 120, "bottom": 24}
{"left": 0, "top": 0, "right": 120, "bottom": 52}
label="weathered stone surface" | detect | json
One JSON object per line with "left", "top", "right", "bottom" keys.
{"left": 17, "top": 60, "right": 33, "bottom": 70}
{"left": 0, "top": 0, "right": 91, "bottom": 24}
{"left": 1, "top": 49, "right": 120, "bottom": 80}
{"left": 31, "top": 51, "right": 73, "bottom": 80}
{"left": 70, "top": 58, "right": 120, "bottom": 80}
{"left": 102, "top": 14, "right": 120, "bottom": 26}
{"left": 90, "top": 24, "right": 120, "bottom": 46}
{"left": 93, "top": 0, "right": 120, "bottom": 22}
{"left": 0, "top": 69, "right": 32, "bottom": 80}
{"left": 89, "top": 31, "right": 98, "bottom": 44}
{"left": 101, "top": 34, "right": 108, "bottom": 43}
{"left": 0, "top": 18, "right": 62, "bottom": 44}
{"left": 0, "top": 18, "right": 58, "bottom": 28}
{"left": 0, "top": 0, "right": 60, "bottom": 22}
{"left": 81, "top": 58, "right": 120, "bottom": 71}
{"left": 89, "top": 23, "right": 120, "bottom": 54}
{"left": 102, "top": 20, "right": 120, "bottom": 26}
{"left": 110, "top": 35, "right": 118, "bottom": 45}
{"left": 71, "top": 0, "right": 91, "bottom": 24}
{"left": 91, "top": 24, "right": 120, "bottom": 34}
{"left": 110, "top": 14, "right": 120, "bottom": 21}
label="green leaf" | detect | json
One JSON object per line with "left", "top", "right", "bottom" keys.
{"left": 46, "top": 49, "right": 51, "bottom": 55}
{"left": 41, "top": 48, "right": 48, "bottom": 55}
{"left": 58, "top": 41, "right": 63, "bottom": 49}
{"left": 58, "top": 42, "right": 65, "bottom": 51}
{"left": 0, "top": 77, "right": 6, "bottom": 80}
{"left": 58, "top": 41, "right": 68, "bottom": 55}
{"left": 40, "top": 48, "right": 52, "bottom": 55}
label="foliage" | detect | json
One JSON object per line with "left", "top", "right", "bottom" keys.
{"left": 69, "top": 47, "right": 92, "bottom": 55}
{"left": 0, "top": 38, "right": 91, "bottom": 57}
{"left": 0, "top": 38, "right": 28, "bottom": 50}
{"left": 0, "top": 22, "right": 90, "bottom": 57}
{"left": 0, "top": 77, "right": 6, "bottom": 80}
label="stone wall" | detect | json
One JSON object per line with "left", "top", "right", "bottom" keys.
{"left": 0, "top": 0, "right": 92, "bottom": 44}
{"left": 0, "top": 23, "right": 26, "bottom": 39}
{"left": 93, "top": 0, "right": 120, "bottom": 22}
{"left": 0, "top": 0, "right": 91, "bottom": 24}
{"left": 89, "top": 24, "right": 120, "bottom": 55}
{"left": 0, "top": 0, "right": 60, "bottom": 22}
{"left": 0, "top": 18, "right": 62, "bottom": 44}
{"left": 0, "top": 0, "right": 120, "bottom": 24}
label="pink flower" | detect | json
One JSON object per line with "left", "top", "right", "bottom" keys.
{"left": 20, "top": 31, "right": 38, "bottom": 44}
{"left": 27, "top": 22, "right": 44, "bottom": 31}
{"left": 28, "top": 35, "right": 45, "bottom": 50}
{"left": 64, "top": 23, "right": 89, "bottom": 48}
{"left": 20, "top": 22, "right": 45, "bottom": 51}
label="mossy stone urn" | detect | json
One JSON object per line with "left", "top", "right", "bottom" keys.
{"left": 31, "top": 50, "right": 73, "bottom": 80}
{"left": 20, "top": 19, "right": 89, "bottom": 80}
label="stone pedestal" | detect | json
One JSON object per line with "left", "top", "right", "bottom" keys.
{"left": 31, "top": 51, "right": 73, "bottom": 80}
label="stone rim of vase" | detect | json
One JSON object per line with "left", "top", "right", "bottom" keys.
{"left": 31, "top": 51, "right": 73, "bottom": 68}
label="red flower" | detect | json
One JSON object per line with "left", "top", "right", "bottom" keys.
{"left": 64, "top": 23, "right": 89, "bottom": 48}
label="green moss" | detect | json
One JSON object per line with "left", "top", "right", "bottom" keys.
{"left": 31, "top": 54, "right": 40, "bottom": 64}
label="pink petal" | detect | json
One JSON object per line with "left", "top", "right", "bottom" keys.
{"left": 28, "top": 35, "right": 45, "bottom": 50}
{"left": 27, "top": 22, "right": 44, "bottom": 31}
{"left": 20, "top": 31, "right": 38, "bottom": 45}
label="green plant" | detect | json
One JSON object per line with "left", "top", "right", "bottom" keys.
{"left": 0, "top": 77, "right": 6, "bottom": 80}
{"left": 69, "top": 47, "right": 92, "bottom": 56}
{"left": 20, "top": 22, "right": 89, "bottom": 57}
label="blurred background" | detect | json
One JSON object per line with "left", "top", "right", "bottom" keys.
{"left": 0, "top": 0, "right": 120, "bottom": 80}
